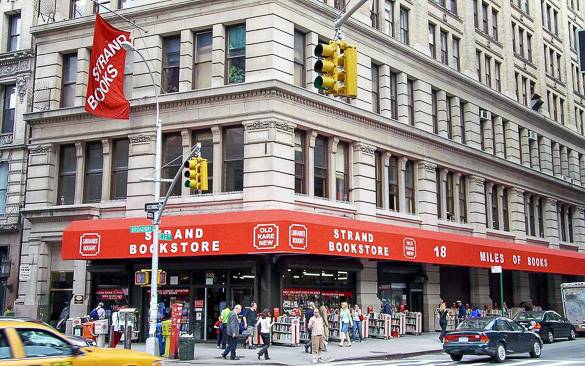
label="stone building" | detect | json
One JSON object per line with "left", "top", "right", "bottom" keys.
{"left": 0, "top": 0, "right": 33, "bottom": 313}
{"left": 14, "top": 0, "right": 585, "bottom": 335}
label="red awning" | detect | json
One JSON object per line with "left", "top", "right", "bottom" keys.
{"left": 62, "top": 209, "right": 585, "bottom": 276}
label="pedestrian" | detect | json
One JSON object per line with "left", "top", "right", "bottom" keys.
{"left": 437, "top": 301, "right": 448, "bottom": 342}
{"left": 308, "top": 307, "right": 325, "bottom": 364}
{"left": 339, "top": 302, "right": 352, "bottom": 347}
{"left": 256, "top": 309, "right": 273, "bottom": 361}
{"left": 456, "top": 300, "right": 466, "bottom": 325}
{"left": 318, "top": 305, "right": 329, "bottom": 352}
{"left": 470, "top": 306, "right": 481, "bottom": 318}
{"left": 221, "top": 304, "right": 242, "bottom": 360}
{"left": 3, "top": 305, "right": 14, "bottom": 317}
{"left": 110, "top": 304, "right": 126, "bottom": 348}
{"left": 304, "top": 302, "right": 315, "bottom": 354}
{"left": 214, "top": 316, "right": 223, "bottom": 349}
{"left": 220, "top": 305, "right": 231, "bottom": 349}
{"left": 244, "top": 302, "right": 258, "bottom": 349}
{"left": 352, "top": 304, "right": 363, "bottom": 342}
{"left": 381, "top": 299, "right": 392, "bottom": 315}
{"left": 89, "top": 302, "right": 106, "bottom": 321}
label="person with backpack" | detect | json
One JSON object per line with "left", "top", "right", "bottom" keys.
{"left": 303, "top": 302, "right": 315, "bottom": 353}
{"left": 243, "top": 302, "right": 257, "bottom": 349}
{"left": 89, "top": 302, "right": 105, "bottom": 320}
{"left": 256, "top": 309, "right": 273, "bottom": 361}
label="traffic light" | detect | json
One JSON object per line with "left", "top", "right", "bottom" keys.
{"left": 183, "top": 157, "right": 208, "bottom": 191}
{"left": 313, "top": 40, "right": 358, "bottom": 98}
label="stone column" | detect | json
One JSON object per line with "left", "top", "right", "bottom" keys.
{"left": 552, "top": 142, "right": 561, "bottom": 177}
{"left": 308, "top": 131, "right": 318, "bottom": 197}
{"left": 439, "top": 168, "right": 448, "bottom": 220}
{"left": 574, "top": 207, "right": 585, "bottom": 253}
{"left": 569, "top": 149, "right": 581, "bottom": 183}
{"left": 543, "top": 198, "right": 560, "bottom": 248}
{"left": 530, "top": 139, "right": 541, "bottom": 170}
{"left": 397, "top": 72, "right": 410, "bottom": 125}
{"left": 353, "top": 143, "right": 377, "bottom": 218}
{"left": 460, "top": 0, "right": 478, "bottom": 79}
{"left": 179, "top": 29, "right": 194, "bottom": 92}
{"left": 14, "top": 241, "right": 42, "bottom": 318}
{"left": 74, "top": 142, "right": 84, "bottom": 204}
{"left": 437, "top": 90, "right": 449, "bottom": 138}
{"left": 509, "top": 188, "right": 526, "bottom": 241}
{"left": 126, "top": 135, "right": 156, "bottom": 214}
{"left": 468, "top": 176, "right": 487, "bottom": 236}
{"left": 504, "top": 121, "right": 521, "bottom": 164}
{"left": 242, "top": 121, "right": 296, "bottom": 210}
{"left": 423, "top": 264, "right": 441, "bottom": 332}
{"left": 539, "top": 136, "right": 553, "bottom": 175}
{"left": 70, "top": 260, "right": 88, "bottom": 318}
{"left": 211, "top": 126, "right": 222, "bottom": 193}
{"left": 512, "top": 272, "right": 531, "bottom": 307}
{"left": 410, "top": 0, "right": 430, "bottom": 54}
{"left": 413, "top": 80, "right": 433, "bottom": 133}
{"left": 132, "top": 34, "right": 162, "bottom": 99}
{"left": 493, "top": 116, "right": 505, "bottom": 158}
{"left": 328, "top": 137, "right": 339, "bottom": 201}
{"left": 451, "top": 97, "right": 462, "bottom": 143}
{"left": 464, "top": 102, "right": 481, "bottom": 149}
{"left": 211, "top": 24, "right": 226, "bottom": 87}
{"left": 100, "top": 139, "right": 111, "bottom": 201}
{"left": 356, "top": 259, "right": 381, "bottom": 313}
{"left": 482, "top": 117, "right": 494, "bottom": 154}
{"left": 547, "top": 275, "right": 563, "bottom": 313}
{"left": 417, "top": 161, "right": 438, "bottom": 230}
{"left": 76, "top": 48, "right": 90, "bottom": 107}
{"left": 519, "top": 128, "right": 530, "bottom": 168}
{"left": 379, "top": 65, "right": 392, "bottom": 118}
{"left": 398, "top": 156, "right": 407, "bottom": 213}
{"left": 560, "top": 145, "right": 570, "bottom": 177}
{"left": 469, "top": 268, "right": 491, "bottom": 308}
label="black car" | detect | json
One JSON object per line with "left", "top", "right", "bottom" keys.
{"left": 513, "top": 310, "right": 577, "bottom": 344}
{"left": 443, "top": 316, "right": 543, "bottom": 363}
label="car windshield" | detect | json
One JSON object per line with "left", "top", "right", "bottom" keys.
{"left": 514, "top": 312, "right": 544, "bottom": 321}
{"left": 456, "top": 318, "right": 494, "bottom": 330}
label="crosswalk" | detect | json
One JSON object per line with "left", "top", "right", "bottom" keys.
{"left": 321, "top": 359, "right": 585, "bottom": 366}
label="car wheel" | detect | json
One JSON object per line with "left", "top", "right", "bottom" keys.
{"left": 544, "top": 330, "right": 554, "bottom": 344}
{"left": 449, "top": 354, "right": 463, "bottom": 361}
{"left": 492, "top": 343, "right": 506, "bottom": 363}
{"left": 569, "top": 329, "right": 576, "bottom": 341}
{"left": 529, "top": 341, "right": 542, "bottom": 358}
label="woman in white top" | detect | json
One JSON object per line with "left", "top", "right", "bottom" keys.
{"left": 256, "top": 309, "right": 273, "bottom": 361}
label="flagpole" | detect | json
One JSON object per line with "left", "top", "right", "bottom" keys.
{"left": 89, "top": 0, "right": 149, "bottom": 33}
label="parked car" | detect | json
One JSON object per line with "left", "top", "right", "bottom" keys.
{"left": 513, "top": 310, "right": 577, "bottom": 343}
{"left": 443, "top": 316, "right": 543, "bottom": 363}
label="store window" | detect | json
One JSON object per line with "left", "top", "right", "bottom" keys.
{"left": 0, "top": 163, "right": 7, "bottom": 215}
{"left": 388, "top": 156, "right": 398, "bottom": 210}
{"left": 399, "top": 7, "right": 409, "bottom": 44}
{"left": 314, "top": 136, "right": 328, "bottom": 198}
{"left": 459, "top": 176, "right": 467, "bottom": 223}
{"left": 405, "top": 160, "right": 415, "bottom": 213}
{"left": 111, "top": 138, "right": 129, "bottom": 200}
{"left": 1, "top": 85, "right": 15, "bottom": 134}
{"left": 161, "top": 133, "right": 182, "bottom": 196}
{"left": 61, "top": 53, "right": 77, "bottom": 108}
{"left": 226, "top": 24, "right": 246, "bottom": 84}
{"left": 294, "top": 30, "right": 305, "bottom": 87}
{"left": 84, "top": 141, "right": 103, "bottom": 203}
{"left": 49, "top": 271, "right": 73, "bottom": 327}
{"left": 375, "top": 152, "right": 382, "bottom": 208}
{"left": 294, "top": 130, "right": 306, "bottom": 194}
{"left": 223, "top": 126, "right": 244, "bottom": 192}
{"left": 335, "top": 142, "right": 349, "bottom": 202}
{"left": 70, "top": 0, "right": 86, "bottom": 18}
{"left": 162, "top": 36, "right": 180, "bottom": 93}
{"left": 193, "top": 31, "right": 212, "bottom": 90}
{"left": 58, "top": 144, "right": 76, "bottom": 205}
{"left": 192, "top": 129, "right": 214, "bottom": 192}
{"left": 7, "top": 14, "right": 20, "bottom": 52}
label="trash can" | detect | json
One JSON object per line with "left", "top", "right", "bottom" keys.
{"left": 178, "top": 335, "right": 195, "bottom": 361}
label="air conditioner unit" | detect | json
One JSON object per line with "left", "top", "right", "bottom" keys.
{"left": 527, "top": 130, "right": 538, "bottom": 140}
{"left": 561, "top": 175, "right": 572, "bottom": 183}
{"left": 479, "top": 110, "right": 492, "bottom": 120}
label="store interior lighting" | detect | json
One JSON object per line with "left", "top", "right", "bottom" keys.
{"left": 303, "top": 271, "right": 320, "bottom": 276}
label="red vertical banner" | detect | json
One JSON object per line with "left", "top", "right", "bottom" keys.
{"left": 85, "top": 14, "right": 131, "bottom": 119}
{"left": 168, "top": 302, "right": 183, "bottom": 359}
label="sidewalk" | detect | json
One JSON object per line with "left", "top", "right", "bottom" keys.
{"left": 131, "top": 333, "right": 443, "bottom": 365}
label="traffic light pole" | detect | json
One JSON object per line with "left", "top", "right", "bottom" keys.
{"left": 333, "top": 0, "right": 369, "bottom": 39}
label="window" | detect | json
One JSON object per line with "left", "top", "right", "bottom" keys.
{"left": 384, "top": 0, "right": 394, "bottom": 37}
{"left": 399, "top": 7, "right": 409, "bottom": 44}
{"left": 528, "top": 196, "right": 536, "bottom": 236}
{"left": 480, "top": 117, "right": 486, "bottom": 150}
{"left": 93, "top": 0, "right": 110, "bottom": 13}
{"left": 527, "top": 33, "right": 532, "bottom": 61}
{"left": 436, "top": 170, "right": 442, "bottom": 219}
{"left": 161, "top": 133, "right": 182, "bottom": 196}
{"left": 568, "top": 208, "right": 574, "bottom": 242}
{"left": 459, "top": 176, "right": 467, "bottom": 222}
{"left": 0, "top": 163, "right": 7, "bottom": 214}
{"left": 559, "top": 205, "right": 567, "bottom": 241}
{"left": 546, "top": 4, "right": 552, "bottom": 31}
{"left": 226, "top": 24, "right": 246, "bottom": 84}
{"left": 521, "top": 77, "right": 527, "bottom": 105}
{"left": 548, "top": 48, "right": 554, "bottom": 75}
{"left": 476, "top": 50, "right": 482, "bottom": 81}
{"left": 407, "top": 79, "right": 414, "bottom": 126}
{"left": 553, "top": 10, "right": 559, "bottom": 35}
{"left": 111, "top": 138, "right": 129, "bottom": 200}
{"left": 335, "top": 142, "right": 349, "bottom": 201}
{"left": 192, "top": 130, "right": 214, "bottom": 192}
{"left": 491, "top": 8, "right": 498, "bottom": 40}
{"left": 452, "top": 37, "right": 460, "bottom": 70}
{"left": 405, "top": 160, "right": 415, "bottom": 213}
{"left": 440, "top": 30, "right": 448, "bottom": 64}
{"left": 502, "top": 188, "right": 509, "bottom": 231}
{"left": 428, "top": 23, "right": 436, "bottom": 58}
{"left": 556, "top": 54, "right": 562, "bottom": 80}
{"left": 70, "top": 0, "right": 86, "bottom": 18}
{"left": 450, "top": 0, "right": 457, "bottom": 14}
{"left": 388, "top": 156, "right": 398, "bottom": 210}
{"left": 473, "top": 0, "right": 478, "bottom": 28}
{"left": 334, "top": 0, "right": 345, "bottom": 10}
{"left": 518, "top": 28, "right": 524, "bottom": 57}
{"left": 460, "top": 101, "right": 466, "bottom": 143}
{"left": 223, "top": 126, "right": 244, "bottom": 192}
{"left": 119, "top": 0, "right": 137, "bottom": 8}
{"left": 371, "top": 0, "right": 379, "bottom": 29}
{"left": 390, "top": 72, "right": 398, "bottom": 120}
{"left": 0, "top": 330, "right": 11, "bottom": 359}
{"left": 431, "top": 89, "right": 438, "bottom": 134}
{"left": 372, "top": 64, "right": 380, "bottom": 113}
{"left": 61, "top": 53, "right": 77, "bottom": 108}
{"left": 512, "top": 22, "right": 517, "bottom": 54}
{"left": 1, "top": 85, "right": 15, "bottom": 134}
{"left": 294, "top": 130, "right": 306, "bottom": 194}
{"left": 446, "top": 172, "right": 454, "bottom": 220}
{"left": 314, "top": 136, "right": 328, "bottom": 198}
{"left": 162, "top": 36, "right": 180, "bottom": 93}
{"left": 123, "top": 50, "right": 133, "bottom": 98}
{"left": 58, "top": 145, "right": 76, "bottom": 205}
{"left": 491, "top": 184, "right": 499, "bottom": 229}
{"left": 193, "top": 31, "right": 212, "bottom": 90}
{"left": 83, "top": 141, "right": 103, "bottom": 203}
{"left": 294, "top": 30, "right": 305, "bottom": 87}
{"left": 446, "top": 96, "right": 453, "bottom": 139}
{"left": 7, "top": 14, "right": 20, "bottom": 52}
{"left": 495, "top": 61, "right": 501, "bottom": 92}
{"left": 524, "top": 0, "right": 530, "bottom": 14}
{"left": 375, "top": 152, "right": 382, "bottom": 208}
{"left": 481, "top": 2, "right": 489, "bottom": 33}
{"left": 560, "top": 98, "right": 565, "bottom": 125}
{"left": 485, "top": 54, "right": 491, "bottom": 88}
{"left": 17, "top": 329, "right": 73, "bottom": 358}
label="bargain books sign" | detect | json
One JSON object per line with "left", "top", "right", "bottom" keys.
{"left": 85, "top": 14, "right": 131, "bottom": 120}
{"left": 62, "top": 210, "right": 585, "bottom": 276}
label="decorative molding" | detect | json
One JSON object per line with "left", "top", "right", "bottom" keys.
{"left": 420, "top": 161, "right": 437, "bottom": 173}
{"left": 16, "top": 74, "right": 29, "bottom": 103}
{"left": 244, "top": 120, "right": 295, "bottom": 133}
{"left": 355, "top": 143, "right": 376, "bottom": 155}
{"left": 30, "top": 144, "right": 51, "bottom": 154}
{"left": 0, "top": 133, "right": 13, "bottom": 146}
{"left": 471, "top": 175, "right": 485, "bottom": 187}
{"left": 0, "top": 58, "right": 30, "bottom": 78}
{"left": 129, "top": 135, "right": 154, "bottom": 144}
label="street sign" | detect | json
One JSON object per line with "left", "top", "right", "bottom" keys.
{"left": 491, "top": 265, "right": 502, "bottom": 273}
{"left": 159, "top": 233, "right": 172, "bottom": 241}
{"left": 130, "top": 225, "right": 153, "bottom": 233}
{"left": 147, "top": 211, "right": 154, "bottom": 219}
{"left": 145, "top": 202, "right": 161, "bottom": 212}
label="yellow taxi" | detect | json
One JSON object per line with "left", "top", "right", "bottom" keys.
{"left": 0, "top": 319, "right": 163, "bottom": 366}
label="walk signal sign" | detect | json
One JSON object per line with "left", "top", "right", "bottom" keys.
{"left": 184, "top": 157, "right": 208, "bottom": 191}
{"left": 314, "top": 40, "right": 358, "bottom": 98}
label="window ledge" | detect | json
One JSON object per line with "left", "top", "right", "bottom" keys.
{"left": 375, "top": 209, "right": 421, "bottom": 226}
{"left": 437, "top": 219, "right": 474, "bottom": 234}
{"left": 525, "top": 236, "right": 548, "bottom": 246}
{"left": 166, "top": 191, "right": 244, "bottom": 206}
{"left": 559, "top": 242, "right": 580, "bottom": 251}
{"left": 486, "top": 228, "right": 515, "bottom": 242}
{"left": 295, "top": 194, "right": 356, "bottom": 212}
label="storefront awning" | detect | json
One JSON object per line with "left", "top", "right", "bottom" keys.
{"left": 62, "top": 209, "right": 585, "bottom": 276}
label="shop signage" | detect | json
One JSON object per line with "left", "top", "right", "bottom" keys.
{"left": 96, "top": 288, "right": 126, "bottom": 301}
{"left": 205, "top": 272, "right": 214, "bottom": 285}
{"left": 144, "top": 202, "right": 161, "bottom": 212}
{"left": 18, "top": 264, "right": 31, "bottom": 281}
{"left": 159, "top": 233, "right": 172, "bottom": 241}
{"left": 130, "top": 225, "right": 153, "bottom": 233}
{"left": 73, "top": 295, "right": 84, "bottom": 304}
{"left": 491, "top": 265, "right": 503, "bottom": 274}
{"left": 194, "top": 300, "right": 204, "bottom": 309}
{"left": 61, "top": 209, "right": 585, "bottom": 276}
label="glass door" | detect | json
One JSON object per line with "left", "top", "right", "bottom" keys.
{"left": 230, "top": 287, "right": 253, "bottom": 309}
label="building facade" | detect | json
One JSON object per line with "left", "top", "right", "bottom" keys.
{"left": 14, "top": 0, "right": 585, "bottom": 337}
{"left": 0, "top": 0, "right": 34, "bottom": 313}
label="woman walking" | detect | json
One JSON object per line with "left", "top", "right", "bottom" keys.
{"left": 308, "top": 307, "right": 325, "bottom": 364}
{"left": 256, "top": 309, "right": 273, "bottom": 360}
{"left": 318, "top": 305, "right": 329, "bottom": 351}
{"left": 339, "top": 302, "right": 353, "bottom": 347}
{"left": 437, "top": 301, "right": 449, "bottom": 343}
{"left": 352, "top": 305, "right": 364, "bottom": 342}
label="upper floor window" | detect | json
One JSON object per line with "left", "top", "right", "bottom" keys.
{"left": 388, "top": 156, "right": 399, "bottom": 210}
{"left": 446, "top": 96, "right": 453, "bottom": 139}
{"left": 226, "top": 24, "right": 246, "bottom": 84}
{"left": 405, "top": 160, "right": 415, "bottom": 214}
{"left": 491, "top": 8, "right": 498, "bottom": 40}
{"left": 481, "top": 2, "right": 489, "bottom": 33}
{"left": 119, "top": 0, "right": 137, "bottom": 8}
{"left": 161, "top": 133, "right": 182, "bottom": 196}
{"left": 162, "top": 36, "right": 180, "bottom": 93}
{"left": 491, "top": 185, "right": 499, "bottom": 229}
{"left": 314, "top": 136, "right": 328, "bottom": 198}
{"left": 1, "top": 85, "right": 15, "bottom": 134}
{"left": 61, "top": 53, "right": 77, "bottom": 108}
{"left": 192, "top": 130, "right": 214, "bottom": 192}
{"left": 58, "top": 144, "right": 77, "bottom": 205}
{"left": 428, "top": 23, "right": 436, "bottom": 58}
{"left": 431, "top": 89, "right": 438, "bottom": 134}
{"left": 446, "top": 172, "right": 455, "bottom": 220}
{"left": 375, "top": 152, "right": 382, "bottom": 208}
{"left": 123, "top": 50, "right": 133, "bottom": 98}
{"left": 452, "top": 37, "right": 460, "bottom": 71}
{"left": 459, "top": 176, "right": 467, "bottom": 223}
{"left": 440, "top": 30, "right": 448, "bottom": 65}
{"left": 390, "top": 72, "right": 398, "bottom": 120}
{"left": 334, "top": 0, "right": 345, "bottom": 10}
{"left": 370, "top": 0, "right": 379, "bottom": 29}
{"left": 473, "top": 0, "right": 479, "bottom": 28}
{"left": 7, "top": 14, "right": 20, "bottom": 52}
{"left": 193, "top": 31, "right": 212, "bottom": 90}
{"left": 294, "top": 30, "right": 306, "bottom": 87}
{"left": 223, "top": 126, "right": 244, "bottom": 192}
{"left": 294, "top": 130, "right": 306, "bottom": 194}
{"left": 94, "top": 0, "right": 110, "bottom": 14}
{"left": 70, "top": 0, "right": 86, "bottom": 18}
{"left": 111, "top": 138, "right": 129, "bottom": 200}
{"left": 399, "top": 7, "right": 409, "bottom": 44}
{"left": 0, "top": 162, "right": 7, "bottom": 214}
{"left": 84, "top": 141, "right": 103, "bottom": 203}
{"left": 335, "top": 142, "right": 349, "bottom": 202}
{"left": 407, "top": 79, "right": 414, "bottom": 126}
{"left": 371, "top": 64, "right": 380, "bottom": 113}
{"left": 384, "top": 0, "right": 394, "bottom": 37}
{"left": 495, "top": 61, "right": 501, "bottom": 92}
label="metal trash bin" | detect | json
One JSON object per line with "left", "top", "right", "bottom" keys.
{"left": 178, "top": 335, "right": 195, "bottom": 361}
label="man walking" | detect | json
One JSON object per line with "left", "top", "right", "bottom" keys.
{"left": 457, "top": 300, "right": 466, "bottom": 326}
{"left": 220, "top": 305, "right": 231, "bottom": 349}
{"left": 304, "top": 302, "right": 315, "bottom": 354}
{"left": 243, "top": 302, "right": 257, "bottom": 349}
{"left": 222, "top": 304, "right": 242, "bottom": 360}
